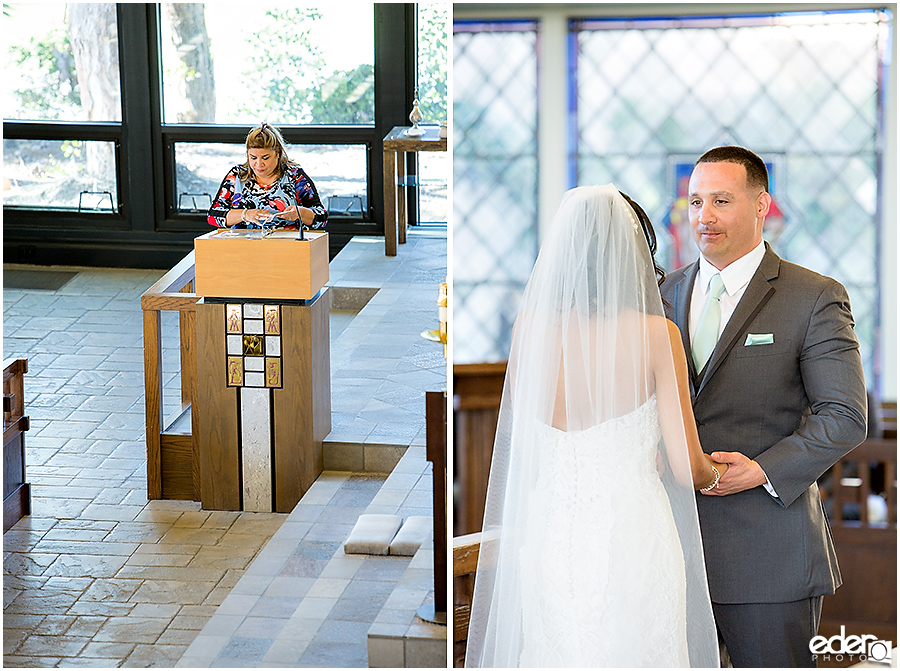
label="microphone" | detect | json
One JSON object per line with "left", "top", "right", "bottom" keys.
{"left": 294, "top": 199, "right": 305, "bottom": 241}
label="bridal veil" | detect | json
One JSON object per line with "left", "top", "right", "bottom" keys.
{"left": 465, "top": 185, "right": 719, "bottom": 667}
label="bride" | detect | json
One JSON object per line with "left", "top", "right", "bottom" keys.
{"left": 465, "top": 185, "right": 726, "bottom": 668}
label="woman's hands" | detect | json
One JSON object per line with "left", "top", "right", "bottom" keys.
{"left": 296, "top": 206, "right": 314, "bottom": 226}
{"left": 225, "top": 207, "right": 313, "bottom": 227}
{"left": 224, "top": 207, "right": 270, "bottom": 227}
{"left": 242, "top": 208, "right": 277, "bottom": 225}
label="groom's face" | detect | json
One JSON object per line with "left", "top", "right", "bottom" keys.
{"left": 688, "top": 161, "right": 770, "bottom": 270}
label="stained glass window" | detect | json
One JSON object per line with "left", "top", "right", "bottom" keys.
{"left": 453, "top": 20, "right": 539, "bottom": 364}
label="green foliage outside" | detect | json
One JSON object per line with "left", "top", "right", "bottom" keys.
{"left": 417, "top": 4, "right": 448, "bottom": 124}
{"left": 235, "top": 5, "right": 446, "bottom": 125}
{"left": 8, "top": 26, "right": 81, "bottom": 120}
{"left": 307, "top": 64, "right": 375, "bottom": 125}
{"left": 233, "top": 7, "right": 327, "bottom": 125}
{"left": 6, "top": 4, "right": 447, "bottom": 126}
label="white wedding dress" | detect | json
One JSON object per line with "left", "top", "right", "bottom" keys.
{"left": 465, "top": 186, "right": 718, "bottom": 668}
{"left": 518, "top": 395, "right": 689, "bottom": 667}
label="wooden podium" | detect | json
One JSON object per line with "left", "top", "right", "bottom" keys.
{"left": 193, "top": 230, "right": 331, "bottom": 512}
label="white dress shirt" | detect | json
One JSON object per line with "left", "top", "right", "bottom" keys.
{"left": 689, "top": 240, "right": 766, "bottom": 342}
{"left": 688, "top": 241, "right": 779, "bottom": 498}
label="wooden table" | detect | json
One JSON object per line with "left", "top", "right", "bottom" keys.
{"left": 382, "top": 125, "right": 447, "bottom": 256}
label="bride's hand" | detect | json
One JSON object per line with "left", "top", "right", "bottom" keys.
{"left": 711, "top": 457, "right": 729, "bottom": 481}
{"left": 702, "top": 451, "right": 767, "bottom": 496}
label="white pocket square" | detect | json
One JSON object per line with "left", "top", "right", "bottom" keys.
{"left": 744, "top": 333, "right": 774, "bottom": 346}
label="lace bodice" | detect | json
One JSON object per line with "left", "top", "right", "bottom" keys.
{"left": 518, "top": 394, "right": 689, "bottom": 667}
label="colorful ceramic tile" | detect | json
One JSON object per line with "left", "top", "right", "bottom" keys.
{"left": 242, "top": 335, "right": 263, "bottom": 356}
{"left": 227, "top": 356, "right": 244, "bottom": 386}
{"left": 264, "top": 305, "right": 281, "bottom": 335}
{"left": 265, "top": 357, "right": 282, "bottom": 388}
{"left": 226, "top": 304, "right": 243, "bottom": 333}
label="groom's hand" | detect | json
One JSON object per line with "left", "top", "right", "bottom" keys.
{"left": 701, "top": 452, "right": 767, "bottom": 496}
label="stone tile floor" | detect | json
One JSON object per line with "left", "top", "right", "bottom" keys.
{"left": 3, "top": 231, "right": 448, "bottom": 667}
{"left": 180, "top": 458, "right": 440, "bottom": 668}
{"left": 326, "top": 234, "right": 447, "bottom": 449}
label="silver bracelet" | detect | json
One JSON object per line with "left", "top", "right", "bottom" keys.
{"left": 700, "top": 464, "right": 720, "bottom": 492}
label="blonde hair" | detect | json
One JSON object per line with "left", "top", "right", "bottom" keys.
{"left": 238, "top": 122, "right": 297, "bottom": 181}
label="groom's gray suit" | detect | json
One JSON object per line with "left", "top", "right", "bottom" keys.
{"left": 661, "top": 243, "right": 867, "bottom": 666}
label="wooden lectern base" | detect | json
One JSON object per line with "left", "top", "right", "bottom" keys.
{"left": 195, "top": 290, "right": 331, "bottom": 512}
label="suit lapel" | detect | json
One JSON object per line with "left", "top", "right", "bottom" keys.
{"left": 672, "top": 263, "right": 699, "bottom": 398}
{"left": 696, "top": 246, "right": 781, "bottom": 396}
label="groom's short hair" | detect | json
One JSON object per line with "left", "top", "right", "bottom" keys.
{"left": 696, "top": 146, "right": 769, "bottom": 194}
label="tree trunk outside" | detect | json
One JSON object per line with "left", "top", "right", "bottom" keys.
{"left": 68, "top": 3, "right": 119, "bottom": 188}
{"left": 167, "top": 3, "right": 216, "bottom": 123}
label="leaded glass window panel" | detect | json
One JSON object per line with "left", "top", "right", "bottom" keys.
{"left": 453, "top": 21, "right": 539, "bottom": 364}
{"left": 573, "top": 9, "right": 888, "bottom": 385}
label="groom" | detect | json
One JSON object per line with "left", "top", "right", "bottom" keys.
{"left": 660, "top": 146, "right": 867, "bottom": 667}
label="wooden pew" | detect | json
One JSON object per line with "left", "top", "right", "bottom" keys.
{"left": 453, "top": 532, "right": 481, "bottom": 668}
{"left": 453, "top": 362, "right": 506, "bottom": 536}
{"left": 879, "top": 400, "right": 897, "bottom": 439}
{"left": 819, "top": 435, "right": 897, "bottom": 656}
{"left": 4, "top": 358, "right": 31, "bottom": 532}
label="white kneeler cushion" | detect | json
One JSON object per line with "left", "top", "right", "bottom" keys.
{"left": 343, "top": 514, "right": 403, "bottom": 555}
{"left": 389, "top": 516, "right": 431, "bottom": 556}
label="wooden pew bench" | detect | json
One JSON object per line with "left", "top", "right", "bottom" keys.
{"left": 820, "top": 436, "right": 897, "bottom": 649}
{"left": 4, "top": 358, "right": 31, "bottom": 532}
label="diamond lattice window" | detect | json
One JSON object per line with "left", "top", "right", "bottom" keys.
{"left": 453, "top": 21, "right": 539, "bottom": 364}
{"left": 573, "top": 10, "right": 889, "bottom": 386}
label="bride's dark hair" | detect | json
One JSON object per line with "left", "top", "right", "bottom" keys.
{"left": 619, "top": 191, "right": 666, "bottom": 287}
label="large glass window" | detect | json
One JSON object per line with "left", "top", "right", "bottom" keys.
{"left": 3, "top": 4, "right": 424, "bottom": 268}
{"left": 160, "top": 3, "right": 375, "bottom": 125}
{"left": 2, "top": 2, "right": 121, "bottom": 122}
{"left": 417, "top": 4, "right": 449, "bottom": 125}
{"left": 415, "top": 3, "right": 450, "bottom": 226}
{"left": 453, "top": 20, "right": 539, "bottom": 364}
{"left": 573, "top": 9, "right": 889, "bottom": 385}
{"left": 3, "top": 139, "right": 119, "bottom": 212}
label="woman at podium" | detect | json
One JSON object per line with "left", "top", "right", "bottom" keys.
{"left": 208, "top": 122, "right": 328, "bottom": 230}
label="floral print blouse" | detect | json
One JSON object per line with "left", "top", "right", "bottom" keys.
{"left": 207, "top": 164, "right": 327, "bottom": 229}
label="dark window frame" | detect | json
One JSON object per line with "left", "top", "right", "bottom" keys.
{"left": 3, "top": 2, "right": 418, "bottom": 267}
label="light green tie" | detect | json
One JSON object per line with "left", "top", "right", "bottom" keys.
{"left": 692, "top": 273, "right": 726, "bottom": 372}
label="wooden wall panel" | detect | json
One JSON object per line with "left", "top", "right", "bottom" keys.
{"left": 160, "top": 433, "right": 194, "bottom": 501}
{"left": 196, "top": 302, "right": 241, "bottom": 510}
{"left": 273, "top": 290, "right": 330, "bottom": 513}
{"left": 453, "top": 362, "right": 507, "bottom": 537}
